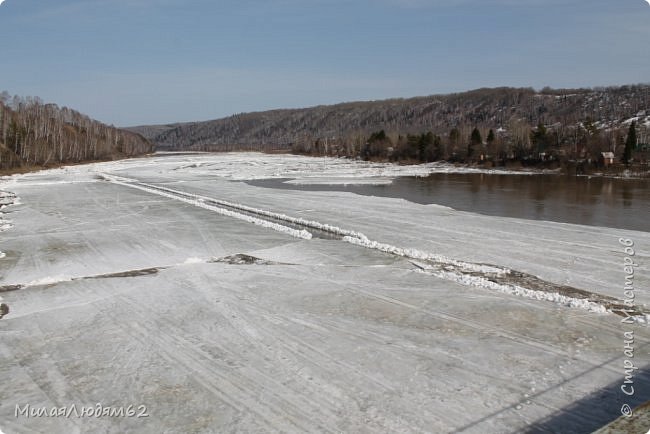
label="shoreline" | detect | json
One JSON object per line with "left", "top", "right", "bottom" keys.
{"left": 2, "top": 150, "right": 648, "bottom": 181}
{"left": 0, "top": 153, "right": 156, "bottom": 177}
{"left": 187, "top": 150, "right": 650, "bottom": 180}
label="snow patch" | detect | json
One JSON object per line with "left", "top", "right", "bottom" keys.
{"left": 0, "top": 179, "right": 99, "bottom": 187}
{"left": 416, "top": 268, "right": 607, "bottom": 314}
{"left": 284, "top": 177, "right": 394, "bottom": 186}
{"left": 344, "top": 237, "right": 509, "bottom": 275}
{"left": 622, "top": 116, "right": 640, "bottom": 125}
{"left": 0, "top": 190, "right": 18, "bottom": 263}
{"left": 26, "top": 275, "right": 73, "bottom": 287}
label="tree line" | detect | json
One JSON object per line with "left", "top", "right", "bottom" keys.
{"left": 345, "top": 119, "right": 645, "bottom": 168}
{"left": 0, "top": 92, "right": 153, "bottom": 171}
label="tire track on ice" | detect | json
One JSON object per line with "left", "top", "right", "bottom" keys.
{"left": 109, "top": 271, "right": 417, "bottom": 431}
{"left": 293, "top": 286, "right": 626, "bottom": 430}
{"left": 339, "top": 283, "right": 623, "bottom": 375}
{"left": 201, "top": 272, "right": 617, "bottom": 430}
{"left": 190, "top": 292, "right": 425, "bottom": 432}
{"left": 113, "top": 293, "right": 341, "bottom": 433}
{"left": 182, "top": 291, "right": 405, "bottom": 420}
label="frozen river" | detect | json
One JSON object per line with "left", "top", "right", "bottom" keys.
{"left": 248, "top": 173, "right": 650, "bottom": 232}
{"left": 0, "top": 153, "right": 649, "bottom": 433}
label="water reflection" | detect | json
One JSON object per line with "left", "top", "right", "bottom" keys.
{"left": 622, "top": 187, "right": 634, "bottom": 208}
{"left": 246, "top": 174, "right": 650, "bottom": 231}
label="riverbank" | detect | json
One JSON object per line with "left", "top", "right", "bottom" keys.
{"left": 4, "top": 150, "right": 649, "bottom": 181}
{"left": 341, "top": 154, "right": 649, "bottom": 179}
{"left": 0, "top": 153, "right": 157, "bottom": 177}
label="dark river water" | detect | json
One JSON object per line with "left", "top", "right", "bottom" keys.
{"left": 246, "top": 174, "right": 650, "bottom": 232}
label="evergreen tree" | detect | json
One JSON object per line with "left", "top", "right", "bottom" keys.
{"left": 470, "top": 128, "right": 482, "bottom": 146}
{"left": 368, "top": 130, "right": 387, "bottom": 143}
{"left": 364, "top": 130, "right": 391, "bottom": 159}
{"left": 468, "top": 127, "right": 482, "bottom": 158}
{"left": 623, "top": 121, "right": 637, "bottom": 165}
{"left": 486, "top": 129, "right": 495, "bottom": 144}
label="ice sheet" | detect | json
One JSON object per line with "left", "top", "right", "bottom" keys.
{"left": 0, "top": 153, "right": 648, "bottom": 433}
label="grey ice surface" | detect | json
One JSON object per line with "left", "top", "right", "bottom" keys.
{"left": 0, "top": 153, "right": 648, "bottom": 434}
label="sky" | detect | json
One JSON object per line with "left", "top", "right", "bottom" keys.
{"left": 0, "top": 0, "right": 649, "bottom": 126}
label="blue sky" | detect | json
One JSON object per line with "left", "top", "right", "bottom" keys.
{"left": 0, "top": 0, "right": 648, "bottom": 126}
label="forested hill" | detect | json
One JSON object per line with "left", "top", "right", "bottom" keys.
{"left": 128, "top": 85, "right": 650, "bottom": 159}
{"left": 0, "top": 92, "right": 153, "bottom": 172}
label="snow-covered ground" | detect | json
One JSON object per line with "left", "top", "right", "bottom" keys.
{"left": 0, "top": 153, "right": 648, "bottom": 433}
{"left": 97, "top": 152, "right": 555, "bottom": 182}
{"left": 284, "top": 177, "right": 395, "bottom": 186}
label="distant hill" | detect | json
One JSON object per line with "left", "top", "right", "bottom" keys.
{"left": 127, "top": 85, "right": 650, "bottom": 160}
{"left": 124, "top": 123, "right": 184, "bottom": 142}
{"left": 0, "top": 93, "right": 153, "bottom": 172}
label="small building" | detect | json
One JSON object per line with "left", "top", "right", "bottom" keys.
{"left": 601, "top": 152, "right": 615, "bottom": 166}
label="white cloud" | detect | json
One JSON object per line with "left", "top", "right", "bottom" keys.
{"left": 0, "top": 0, "right": 6, "bottom": 6}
